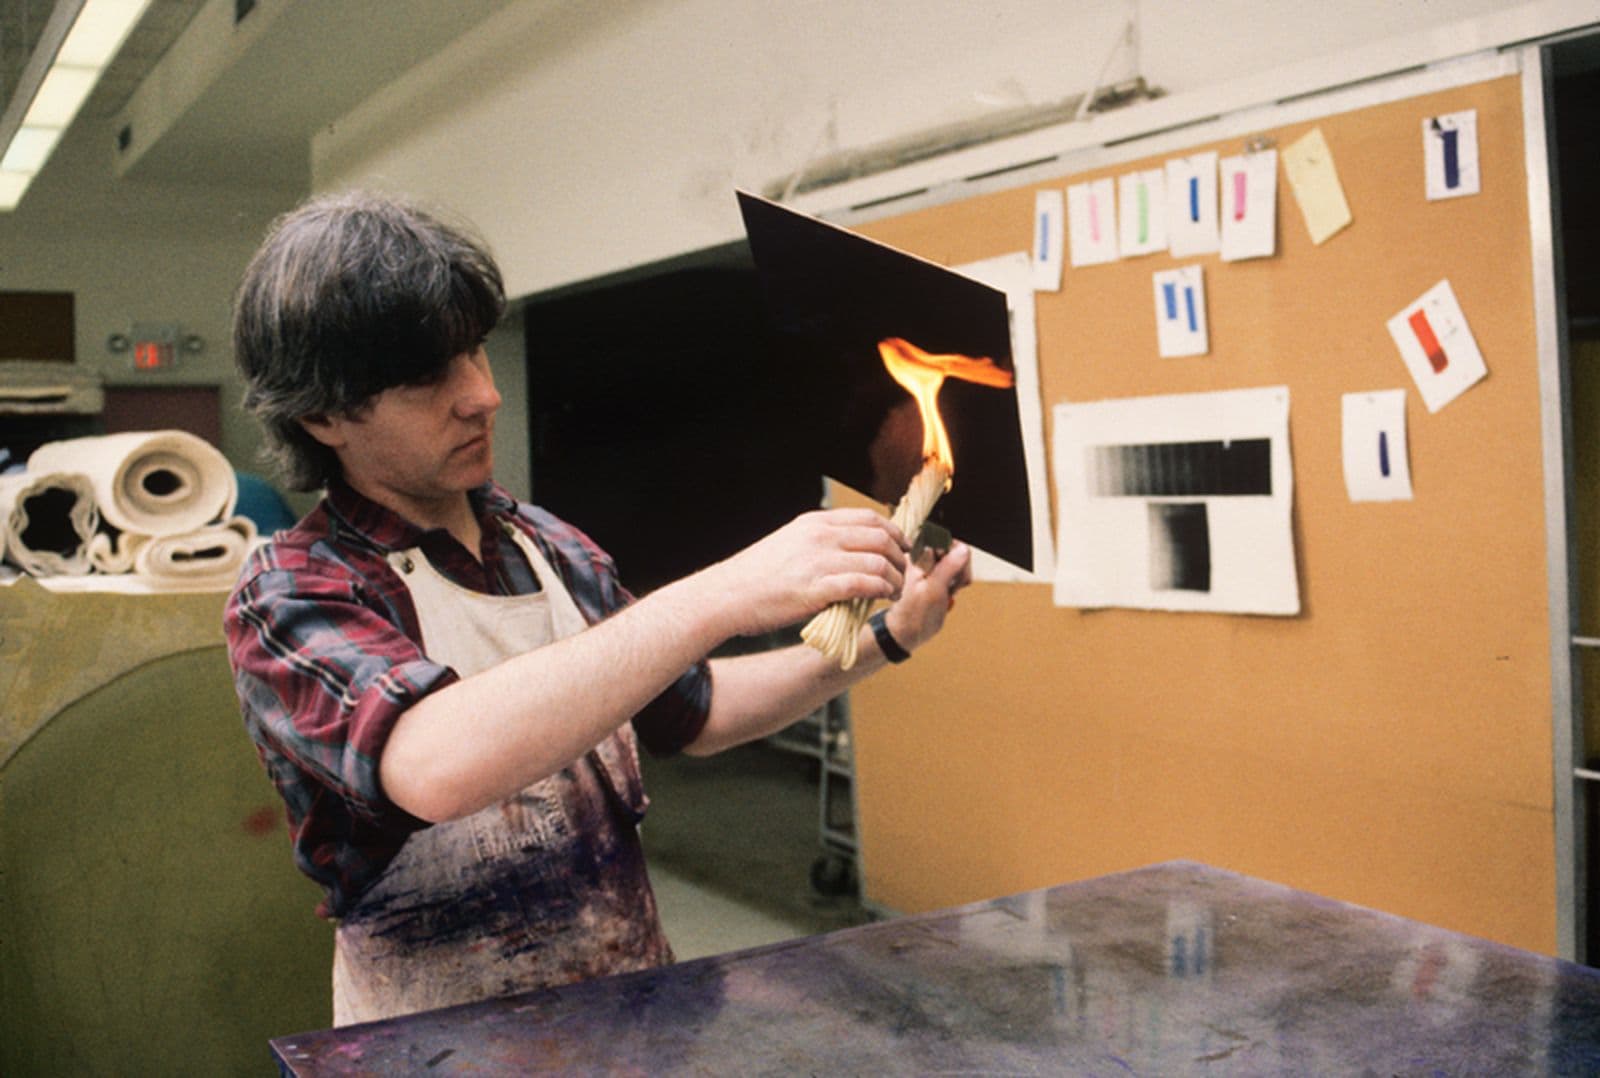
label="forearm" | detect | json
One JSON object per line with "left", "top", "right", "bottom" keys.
{"left": 381, "top": 568, "right": 730, "bottom": 822}
{"left": 380, "top": 508, "right": 911, "bottom": 821}
{"left": 687, "top": 541, "right": 971, "bottom": 756}
{"left": 689, "top": 624, "right": 892, "bottom": 756}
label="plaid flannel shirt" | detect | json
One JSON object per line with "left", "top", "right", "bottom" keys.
{"left": 224, "top": 479, "right": 711, "bottom": 918}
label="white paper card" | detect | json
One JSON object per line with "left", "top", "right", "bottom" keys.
{"left": 1342, "top": 390, "right": 1413, "bottom": 502}
{"left": 1052, "top": 385, "right": 1298, "bottom": 616}
{"left": 1067, "top": 177, "right": 1119, "bottom": 266}
{"left": 1219, "top": 150, "right": 1277, "bottom": 262}
{"left": 1152, "top": 265, "right": 1208, "bottom": 358}
{"left": 1118, "top": 169, "right": 1168, "bottom": 257}
{"left": 1386, "top": 279, "right": 1487, "bottom": 413}
{"left": 956, "top": 251, "right": 1054, "bottom": 583}
{"left": 1166, "top": 152, "right": 1219, "bottom": 257}
{"left": 1424, "top": 110, "right": 1480, "bottom": 200}
{"left": 1031, "top": 189, "right": 1065, "bottom": 292}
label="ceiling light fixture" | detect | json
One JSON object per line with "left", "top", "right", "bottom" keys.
{"left": 0, "top": 0, "right": 153, "bottom": 212}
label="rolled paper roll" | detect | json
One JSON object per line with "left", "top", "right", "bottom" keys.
{"left": 28, "top": 431, "right": 237, "bottom": 537}
{"left": 0, "top": 471, "right": 98, "bottom": 576}
{"left": 87, "top": 529, "right": 150, "bottom": 574}
{"left": 132, "top": 516, "right": 258, "bottom": 583}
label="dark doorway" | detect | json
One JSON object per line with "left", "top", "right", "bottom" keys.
{"left": 1546, "top": 29, "right": 1600, "bottom": 967}
{"left": 523, "top": 248, "right": 823, "bottom": 596}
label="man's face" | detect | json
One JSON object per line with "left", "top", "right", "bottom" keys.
{"left": 305, "top": 347, "right": 501, "bottom": 519}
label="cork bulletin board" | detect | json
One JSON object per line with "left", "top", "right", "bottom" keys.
{"left": 844, "top": 73, "right": 1557, "bottom": 953}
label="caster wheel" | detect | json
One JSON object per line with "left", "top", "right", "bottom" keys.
{"left": 810, "top": 853, "right": 858, "bottom": 897}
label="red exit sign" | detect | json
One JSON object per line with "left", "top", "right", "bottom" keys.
{"left": 125, "top": 322, "right": 183, "bottom": 371}
{"left": 133, "top": 339, "right": 175, "bottom": 370}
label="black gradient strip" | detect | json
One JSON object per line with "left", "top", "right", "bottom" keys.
{"left": 1089, "top": 438, "right": 1272, "bottom": 497}
{"left": 1149, "top": 503, "right": 1211, "bottom": 593}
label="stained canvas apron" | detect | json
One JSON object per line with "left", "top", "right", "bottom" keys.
{"left": 331, "top": 523, "right": 673, "bottom": 1026}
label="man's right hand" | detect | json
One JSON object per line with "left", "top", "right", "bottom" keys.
{"left": 697, "top": 508, "right": 911, "bottom": 640}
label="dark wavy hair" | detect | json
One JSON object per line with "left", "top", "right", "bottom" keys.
{"left": 232, "top": 190, "right": 507, "bottom": 490}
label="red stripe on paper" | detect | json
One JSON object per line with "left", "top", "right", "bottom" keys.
{"left": 1407, "top": 308, "right": 1448, "bottom": 373}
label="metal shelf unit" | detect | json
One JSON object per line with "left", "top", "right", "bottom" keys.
{"left": 766, "top": 694, "right": 859, "bottom": 896}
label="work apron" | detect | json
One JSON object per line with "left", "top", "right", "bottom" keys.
{"left": 331, "top": 523, "right": 672, "bottom": 1026}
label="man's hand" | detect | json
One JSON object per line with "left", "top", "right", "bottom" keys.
{"left": 686, "top": 530, "right": 973, "bottom": 756}
{"left": 882, "top": 540, "right": 974, "bottom": 654}
{"left": 699, "top": 508, "right": 911, "bottom": 639}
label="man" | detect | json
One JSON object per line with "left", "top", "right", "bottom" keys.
{"left": 224, "top": 190, "right": 970, "bottom": 1025}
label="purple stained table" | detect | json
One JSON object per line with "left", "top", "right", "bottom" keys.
{"left": 270, "top": 861, "right": 1600, "bottom": 1075}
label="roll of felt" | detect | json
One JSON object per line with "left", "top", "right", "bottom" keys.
{"left": 131, "top": 517, "right": 257, "bottom": 584}
{"left": 29, "top": 431, "right": 237, "bottom": 537}
{"left": 0, "top": 471, "right": 98, "bottom": 576}
{"left": 87, "top": 529, "right": 148, "bottom": 574}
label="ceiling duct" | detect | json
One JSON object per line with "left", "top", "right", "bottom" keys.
{"left": 768, "top": 76, "right": 1163, "bottom": 202}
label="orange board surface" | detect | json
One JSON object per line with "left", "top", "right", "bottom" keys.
{"left": 846, "top": 74, "right": 1554, "bottom": 954}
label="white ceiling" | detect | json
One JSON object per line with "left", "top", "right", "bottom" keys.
{"left": 1, "top": 1, "right": 202, "bottom": 123}
{"left": 5, "top": 0, "right": 516, "bottom": 195}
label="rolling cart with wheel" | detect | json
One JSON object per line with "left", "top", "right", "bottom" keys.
{"left": 766, "top": 694, "right": 859, "bottom": 898}
{"left": 809, "top": 694, "right": 858, "bottom": 897}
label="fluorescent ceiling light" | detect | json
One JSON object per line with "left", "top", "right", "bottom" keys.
{"left": 24, "top": 66, "right": 99, "bottom": 128}
{"left": 0, "top": 172, "right": 30, "bottom": 211}
{"left": 1, "top": 127, "right": 64, "bottom": 174}
{"left": 0, "top": 0, "right": 154, "bottom": 212}
{"left": 59, "top": 0, "right": 155, "bottom": 67}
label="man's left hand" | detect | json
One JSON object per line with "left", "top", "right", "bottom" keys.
{"left": 881, "top": 540, "right": 973, "bottom": 654}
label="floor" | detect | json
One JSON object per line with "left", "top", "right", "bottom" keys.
{"left": 639, "top": 737, "right": 876, "bottom": 961}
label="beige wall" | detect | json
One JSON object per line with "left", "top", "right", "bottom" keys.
{"left": 309, "top": 0, "right": 1543, "bottom": 298}
{"left": 1, "top": 0, "right": 1572, "bottom": 493}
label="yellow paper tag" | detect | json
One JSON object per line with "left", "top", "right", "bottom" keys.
{"left": 1282, "top": 127, "right": 1352, "bottom": 245}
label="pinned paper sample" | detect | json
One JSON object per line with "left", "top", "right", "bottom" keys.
{"left": 957, "top": 251, "right": 1054, "bottom": 582}
{"left": 1166, "top": 151, "right": 1219, "bottom": 257}
{"left": 1152, "top": 265, "right": 1208, "bottom": 358}
{"left": 1386, "top": 279, "right": 1487, "bottom": 413}
{"left": 1067, "top": 177, "right": 1119, "bottom": 266}
{"left": 1032, "top": 188, "right": 1065, "bottom": 292}
{"left": 1053, "top": 385, "right": 1298, "bottom": 616}
{"left": 1425, "top": 110, "right": 1480, "bottom": 200}
{"left": 1342, "top": 390, "right": 1413, "bottom": 502}
{"left": 1118, "top": 168, "right": 1167, "bottom": 257}
{"left": 1281, "top": 127, "right": 1352, "bottom": 245}
{"left": 1219, "top": 150, "right": 1277, "bottom": 262}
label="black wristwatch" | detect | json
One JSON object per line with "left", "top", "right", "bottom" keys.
{"left": 868, "top": 610, "right": 911, "bottom": 663}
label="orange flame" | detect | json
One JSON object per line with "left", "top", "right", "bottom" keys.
{"left": 877, "top": 336, "right": 1013, "bottom": 475}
